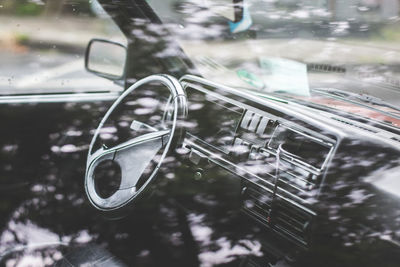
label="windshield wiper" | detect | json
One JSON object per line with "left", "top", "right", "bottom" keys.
{"left": 311, "top": 88, "right": 400, "bottom": 119}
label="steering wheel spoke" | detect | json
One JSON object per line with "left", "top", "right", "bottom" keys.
{"left": 114, "top": 129, "right": 170, "bottom": 189}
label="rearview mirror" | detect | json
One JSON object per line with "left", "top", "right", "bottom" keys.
{"left": 85, "top": 39, "right": 127, "bottom": 80}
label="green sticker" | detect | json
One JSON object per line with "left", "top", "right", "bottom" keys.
{"left": 236, "top": 69, "right": 265, "bottom": 89}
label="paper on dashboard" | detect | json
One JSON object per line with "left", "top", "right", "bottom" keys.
{"left": 259, "top": 57, "right": 310, "bottom": 97}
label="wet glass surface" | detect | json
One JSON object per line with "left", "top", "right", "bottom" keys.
{"left": 1, "top": 1, "right": 400, "bottom": 266}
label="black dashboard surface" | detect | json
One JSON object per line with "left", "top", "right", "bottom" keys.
{"left": 181, "top": 75, "right": 338, "bottom": 248}
{"left": 178, "top": 75, "right": 400, "bottom": 266}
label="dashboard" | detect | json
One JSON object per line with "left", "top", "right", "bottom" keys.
{"left": 180, "top": 75, "right": 338, "bottom": 248}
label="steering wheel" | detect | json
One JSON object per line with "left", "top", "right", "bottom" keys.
{"left": 85, "top": 75, "right": 187, "bottom": 211}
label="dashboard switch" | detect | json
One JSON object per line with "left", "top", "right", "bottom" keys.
{"left": 248, "top": 114, "right": 261, "bottom": 132}
{"left": 189, "top": 149, "right": 207, "bottom": 166}
{"left": 232, "top": 137, "right": 251, "bottom": 160}
{"left": 257, "top": 117, "right": 269, "bottom": 135}
{"left": 233, "top": 137, "right": 244, "bottom": 147}
{"left": 249, "top": 145, "right": 259, "bottom": 160}
{"left": 241, "top": 111, "right": 254, "bottom": 129}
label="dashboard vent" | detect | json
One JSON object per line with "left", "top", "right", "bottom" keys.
{"left": 276, "top": 167, "right": 316, "bottom": 200}
{"left": 242, "top": 183, "right": 313, "bottom": 247}
{"left": 272, "top": 198, "right": 312, "bottom": 246}
{"left": 331, "top": 117, "right": 378, "bottom": 133}
{"left": 391, "top": 137, "right": 400, "bottom": 144}
{"left": 242, "top": 184, "right": 273, "bottom": 225}
{"left": 354, "top": 72, "right": 400, "bottom": 91}
{"left": 308, "top": 63, "right": 346, "bottom": 73}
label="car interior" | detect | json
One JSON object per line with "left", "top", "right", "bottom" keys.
{"left": 1, "top": 0, "right": 400, "bottom": 266}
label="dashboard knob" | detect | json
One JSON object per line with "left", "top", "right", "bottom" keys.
{"left": 194, "top": 169, "right": 203, "bottom": 180}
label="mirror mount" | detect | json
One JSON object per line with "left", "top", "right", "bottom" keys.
{"left": 85, "top": 38, "right": 127, "bottom": 81}
{"left": 202, "top": 0, "right": 244, "bottom": 23}
{"left": 233, "top": 0, "right": 244, "bottom": 23}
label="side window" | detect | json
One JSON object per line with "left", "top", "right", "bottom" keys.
{"left": 0, "top": 0, "right": 127, "bottom": 96}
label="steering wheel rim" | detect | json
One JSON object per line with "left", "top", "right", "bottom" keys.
{"left": 85, "top": 74, "right": 187, "bottom": 211}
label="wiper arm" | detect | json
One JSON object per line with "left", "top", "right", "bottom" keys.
{"left": 311, "top": 88, "right": 400, "bottom": 119}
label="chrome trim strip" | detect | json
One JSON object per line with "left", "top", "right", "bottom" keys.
{"left": 0, "top": 92, "right": 120, "bottom": 104}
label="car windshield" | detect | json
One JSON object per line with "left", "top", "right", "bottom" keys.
{"left": 2, "top": 1, "right": 400, "bottom": 266}
{"left": 145, "top": 0, "right": 400, "bottom": 125}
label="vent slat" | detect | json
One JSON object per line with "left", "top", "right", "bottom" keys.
{"left": 275, "top": 217, "right": 305, "bottom": 236}
{"left": 270, "top": 198, "right": 313, "bottom": 244}
{"left": 331, "top": 117, "right": 378, "bottom": 133}
{"left": 242, "top": 183, "right": 314, "bottom": 246}
{"left": 274, "top": 209, "right": 306, "bottom": 228}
